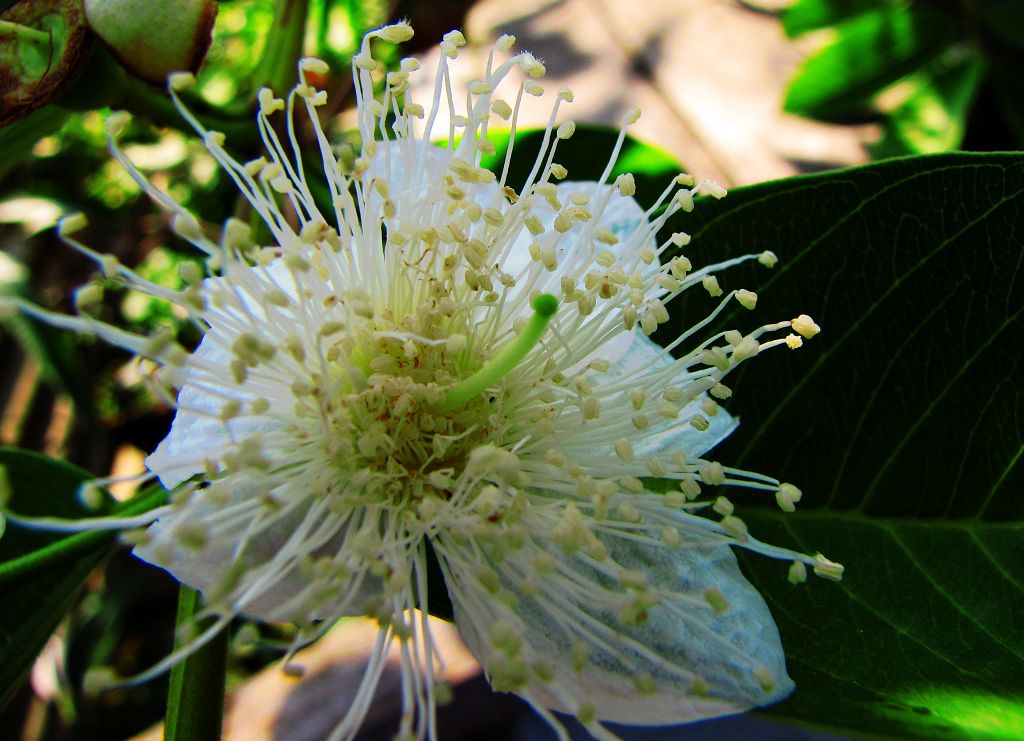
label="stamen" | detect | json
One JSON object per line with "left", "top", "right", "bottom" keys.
{"left": 440, "top": 294, "right": 558, "bottom": 411}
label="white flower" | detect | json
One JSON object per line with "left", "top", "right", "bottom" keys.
{"left": 5, "top": 22, "right": 843, "bottom": 741}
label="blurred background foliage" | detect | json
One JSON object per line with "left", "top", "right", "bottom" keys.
{"left": 781, "top": 0, "right": 1024, "bottom": 156}
{"left": 0, "top": 0, "right": 1021, "bottom": 739}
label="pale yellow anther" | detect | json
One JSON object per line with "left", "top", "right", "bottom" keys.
{"left": 721, "top": 515, "right": 749, "bottom": 540}
{"left": 264, "top": 286, "right": 288, "bottom": 302}
{"left": 616, "top": 173, "right": 636, "bottom": 197}
{"left": 581, "top": 397, "right": 601, "bottom": 420}
{"left": 631, "top": 414, "right": 649, "bottom": 430}
{"left": 616, "top": 501, "right": 640, "bottom": 523}
{"left": 788, "top": 560, "right": 808, "bottom": 584}
{"left": 378, "top": 22, "right": 414, "bottom": 44}
{"left": 353, "top": 52, "right": 376, "bottom": 71}
{"left": 497, "top": 34, "right": 516, "bottom": 51}
{"left": 491, "top": 100, "right": 513, "bottom": 120}
{"left": 670, "top": 232, "right": 691, "bottom": 247}
{"left": 776, "top": 483, "right": 802, "bottom": 513}
{"left": 785, "top": 333, "right": 804, "bottom": 349}
{"left": 657, "top": 400, "right": 680, "bottom": 419}
{"left": 620, "top": 476, "right": 644, "bottom": 493}
{"left": 758, "top": 250, "right": 778, "bottom": 268}
{"left": 710, "top": 383, "right": 732, "bottom": 400}
{"left": 698, "top": 461, "right": 724, "bottom": 485}
{"left": 619, "top": 568, "right": 647, "bottom": 590}
{"left": 623, "top": 107, "right": 641, "bottom": 125}
{"left": 736, "top": 289, "right": 758, "bottom": 310}
{"left": 633, "top": 671, "right": 657, "bottom": 695}
{"left": 58, "top": 212, "right": 88, "bottom": 236}
{"left": 724, "top": 329, "right": 743, "bottom": 346}
{"left": 520, "top": 52, "right": 545, "bottom": 77}
{"left": 595, "top": 227, "right": 618, "bottom": 245}
{"left": 702, "top": 275, "right": 723, "bottom": 297}
{"left": 577, "top": 702, "right": 596, "bottom": 725}
{"left": 300, "top": 57, "right": 330, "bottom": 76}
{"left": 792, "top": 314, "right": 821, "bottom": 339}
{"left": 731, "top": 336, "right": 760, "bottom": 362}
{"left": 556, "top": 121, "right": 576, "bottom": 140}
{"left": 676, "top": 173, "right": 695, "bottom": 187}
{"left": 676, "top": 190, "right": 695, "bottom": 212}
{"left": 754, "top": 665, "right": 776, "bottom": 694}
{"left": 74, "top": 283, "right": 104, "bottom": 312}
{"left": 701, "top": 180, "right": 728, "bottom": 199}
{"left": 656, "top": 274, "right": 680, "bottom": 291}
{"left": 258, "top": 88, "right": 285, "bottom": 114}
{"left": 571, "top": 641, "right": 591, "bottom": 673}
{"left": 700, "top": 346, "right": 730, "bottom": 371}
{"left": 524, "top": 80, "right": 544, "bottom": 96}
{"left": 813, "top": 553, "right": 844, "bottom": 581}
{"left": 661, "top": 527, "right": 683, "bottom": 548}
{"left": 558, "top": 88, "right": 574, "bottom": 102}
{"left": 442, "top": 29, "right": 466, "bottom": 46}
{"left": 680, "top": 479, "right": 701, "bottom": 500}
{"left": 482, "top": 208, "right": 504, "bottom": 227}
{"left": 712, "top": 496, "right": 734, "bottom": 516}
{"left": 168, "top": 72, "right": 196, "bottom": 91}
{"left": 646, "top": 457, "right": 667, "bottom": 477}
{"left": 704, "top": 586, "right": 730, "bottom": 613}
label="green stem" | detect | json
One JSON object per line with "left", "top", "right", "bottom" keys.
{"left": 440, "top": 293, "right": 558, "bottom": 411}
{"left": 164, "top": 587, "right": 229, "bottom": 741}
{"left": 253, "top": 0, "right": 311, "bottom": 94}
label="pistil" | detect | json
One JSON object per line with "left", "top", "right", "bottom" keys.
{"left": 439, "top": 294, "right": 558, "bottom": 411}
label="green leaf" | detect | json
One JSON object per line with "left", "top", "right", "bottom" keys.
{"left": 0, "top": 448, "right": 165, "bottom": 712}
{"left": 164, "top": 587, "right": 228, "bottom": 741}
{"left": 782, "top": 0, "right": 885, "bottom": 38}
{"left": 664, "top": 153, "right": 1024, "bottom": 739}
{"left": 783, "top": 4, "right": 960, "bottom": 120}
{"left": 872, "top": 52, "right": 985, "bottom": 157}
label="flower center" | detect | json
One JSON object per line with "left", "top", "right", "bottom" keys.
{"left": 329, "top": 294, "right": 558, "bottom": 505}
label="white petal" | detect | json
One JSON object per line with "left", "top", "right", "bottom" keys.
{"left": 145, "top": 266, "right": 297, "bottom": 489}
{"left": 135, "top": 490, "right": 377, "bottom": 622}
{"left": 601, "top": 332, "right": 739, "bottom": 457}
{"left": 144, "top": 335, "right": 270, "bottom": 488}
{"left": 444, "top": 526, "right": 791, "bottom": 726}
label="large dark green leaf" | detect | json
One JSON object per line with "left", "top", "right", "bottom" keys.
{"left": 483, "top": 130, "right": 1022, "bottom": 737}
{"left": 0, "top": 448, "right": 165, "bottom": 711}
{"left": 660, "top": 153, "right": 1023, "bottom": 740}
{"left": 783, "top": 4, "right": 959, "bottom": 120}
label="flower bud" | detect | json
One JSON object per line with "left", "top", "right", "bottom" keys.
{"left": 84, "top": 0, "right": 216, "bottom": 84}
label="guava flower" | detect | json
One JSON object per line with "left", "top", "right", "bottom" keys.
{"left": 4, "top": 22, "right": 844, "bottom": 741}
